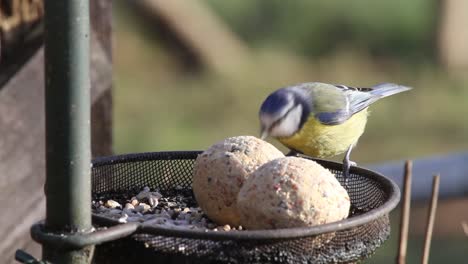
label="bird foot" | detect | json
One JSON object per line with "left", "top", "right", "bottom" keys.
{"left": 342, "top": 144, "right": 356, "bottom": 187}
{"left": 342, "top": 159, "right": 356, "bottom": 186}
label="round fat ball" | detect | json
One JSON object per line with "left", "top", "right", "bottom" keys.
{"left": 237, "top": 157, "right": 350, "bottom": 229}
{"left": 192, "top": 136, "right": 284, "bottom": 226}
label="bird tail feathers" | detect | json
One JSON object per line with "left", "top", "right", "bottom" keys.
{"left": 370, "top": 83, "right": 412, "bottom": 98}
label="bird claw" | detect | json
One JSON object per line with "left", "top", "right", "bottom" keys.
{"left": 342, "top": 159, "right": 356, "bottom": 187}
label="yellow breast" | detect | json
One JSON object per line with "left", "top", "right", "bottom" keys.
{"left": 278, "top": 109, "right": 368, "bottom": 158}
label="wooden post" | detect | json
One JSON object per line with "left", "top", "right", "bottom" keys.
{"left": 0, "top": 1, "right": 112, "bottom": 263}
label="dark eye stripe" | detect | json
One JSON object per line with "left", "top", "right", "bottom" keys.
{"left": 269, "top": 105, "right": 298, "bottom": 132}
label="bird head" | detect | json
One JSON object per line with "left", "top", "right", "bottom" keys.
{"left": 259, "top": 87, "right": 311, "bottom": 139}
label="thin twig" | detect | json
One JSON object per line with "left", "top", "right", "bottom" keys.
{"left": 397, "top": 160, "right": 413, "bottom": 264}
{"left": 421, "top": 174, "right": 440, "bottom": 264}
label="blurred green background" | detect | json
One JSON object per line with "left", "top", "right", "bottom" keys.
{"left": 113, "top": 0, "right": 468, "bottom": 162}
{"left": 112, "top": 1, "right": 467, "bottom": 262}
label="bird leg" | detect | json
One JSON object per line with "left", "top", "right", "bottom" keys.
{"left": 343, "top": 144, "right": 356, "bottom": 184}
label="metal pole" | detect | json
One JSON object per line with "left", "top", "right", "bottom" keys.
{"left": 43, "top": 0, "right": 92, "bottom": 263}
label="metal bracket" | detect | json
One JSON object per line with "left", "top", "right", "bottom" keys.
{"left": 30, "top": 221, "right": 139, "bottom": 250}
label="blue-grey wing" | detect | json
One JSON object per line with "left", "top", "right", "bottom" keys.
{"left": 315, "top": 109, "right": 352, "bottom": 125}
{"left": 293, "top": 82, "right": 410, "bottom": 126}
{"left": 346, "top": 83, "right": 411, "bottom": 114}
{"left": 294, "top": 83, "right": 352, "bottom": 125}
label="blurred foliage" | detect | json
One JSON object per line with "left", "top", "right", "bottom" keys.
{"left": 205, "top": 0, "right": 437, "bottom": 62}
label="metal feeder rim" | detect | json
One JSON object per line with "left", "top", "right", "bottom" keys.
{"left": 92, "top": 151, "right": 401, "bottom": 241}
{"left": 92, "top": 150, "right": 202, "bottom": 165}
{"left": 30, "top": 221, "right": 140, "bottom": 250}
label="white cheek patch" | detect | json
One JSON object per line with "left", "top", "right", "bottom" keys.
{"left": 260, "top": 93, "right": 295, "bottom": 130}
{"left": 270, "top": 104, "right": 303, "bottom": 137}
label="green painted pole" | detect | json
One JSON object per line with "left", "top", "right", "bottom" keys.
{"left": 43, "top": 0, "right": 93, "bottom": 263}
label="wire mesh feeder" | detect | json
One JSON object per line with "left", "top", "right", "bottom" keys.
{"left": 91, "top": 151, "right": 400, "bottom": 264}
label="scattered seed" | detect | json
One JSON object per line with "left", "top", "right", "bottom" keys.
{"left": 92, "top": 186, "right": 234, "bottom": 232}
{"left": 105, "top": 200, "right": 121, "bottom": 209}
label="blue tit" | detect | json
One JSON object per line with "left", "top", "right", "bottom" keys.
{"left": 259, "top": 82, "right": 411, "bottom": 180}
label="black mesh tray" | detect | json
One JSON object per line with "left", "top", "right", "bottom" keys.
{"left": 91, "top": 151, "right": 400, "bottom": 264}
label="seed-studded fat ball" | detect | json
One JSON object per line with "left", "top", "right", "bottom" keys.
{"left": 192, "top": 136, "right": 284, "bottom": 226}
{"left": 238, "top": 157, "right": 350, "bottom": 229}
